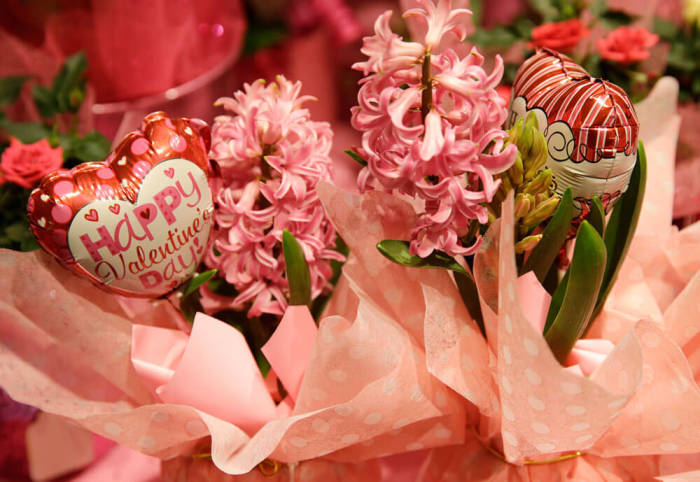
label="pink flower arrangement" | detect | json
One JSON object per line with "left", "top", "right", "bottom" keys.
{"left": 0, "top": 138, "right": 63, "bottom": 189}
{"left": 351, "top": 0, "right": 517, "bottom": 258}
{"left": 597, "top": 26, "right": 659, "bottom": 65}
{"left": 528, "top": 18, "right": 590, "bottom": 52}
{"left": 205, "top": 76, "right": 343, "bottom": 317}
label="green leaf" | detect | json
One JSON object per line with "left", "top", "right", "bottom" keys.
{"left": 5, "top": 221, "right": 30, "bottom": 242}
{"left": 653, "top": 17, "right": 679, "bottom": 41}
{"left": 344, "top": 149, "right": 367, "bottom": 167}
{"left": 0, "top": 75, "right": 29, "bottom": 107}
{"left": 0, "top": 118, "right": 52, "bottom": 143}
{"left": 582, "top": 53, "right": 602, "bottom": 78}
{"left": 589, "top": 0, "right": 607, "bottom": 18}
{"left": 544, "top": 267, "right": 568, "bottom": 334}
{"left": 599, "top": 10, "right": 634, "bottom": 29}
{"left": 179, "top": 288, "right": 203, "bottom": 323}
{"left": 183, "top": 269, "right": 218, "bottom": 297}
{"left": 71, "top": 130, "right": 111, "bottom": 162}
{"left": 519, "top": 188, "right": 573, "bottom": 282}
{"left": 455, "top": 271, "right": 486, "bottom": 338}
{"left": 667, "top": 44, "right": 696, "bottom": 71}
{"left": 544, "top": 221, "right": 607, "bottom": 363}
{"left": 470, "top": 0, "right": 483, "bottom": 25}
{"left": 32, "top": 85, "right": 57, "bottom": 118}
{"left": 243, "top": 24, "right": 287, "bottom": 55}
{"left": 52, "top": 52, "right": 87, "bottom": 113}
{"left": 590, "top": 142, "right": 647, "bottom": 322}
{"left": 256, "top": 351, "right": 271, "bottom": 377}
{"left": 530, "top": 0, "right": 559, "bottom": 22}
{"left": 282, "top": 230, "right": 311, "bottom": 306}
{"left": 470, "top": 26, "right": 518, "bottom": 47}
{"left": 377, "top": 239, "right": 468, "bottom": 275}
{"left": 512, "top": 17, "right": 535, "bottom": 38}
{"left": 588, "top": 196, "right": 606, "bottom": 237}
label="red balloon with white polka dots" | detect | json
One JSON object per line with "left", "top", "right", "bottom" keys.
{"left": 27, "top": 112, "right": 214, "bottom": 298}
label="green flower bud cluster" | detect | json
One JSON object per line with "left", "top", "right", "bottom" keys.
{"left": 489, "top": 111, "right": 559, "bottom": 254}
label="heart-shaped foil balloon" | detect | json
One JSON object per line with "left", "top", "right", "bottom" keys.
{"left": 27, "top": 112, "right": 214, "bottom": 298}
{"left": 508, "top": 48, "right": 639, "bottom": 217}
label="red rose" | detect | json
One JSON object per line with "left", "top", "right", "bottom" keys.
{"left": 528, "top": 19, "right": 590, "bottom": 52}
{"left": 0, "top": 138, "right": 63, "bottom": 189}
{"left": 597, "top": 26, "right": 659, "bottom": 65}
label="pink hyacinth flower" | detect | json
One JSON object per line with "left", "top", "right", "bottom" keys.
{"left": 351, "top": 0, "right": 517, "bottom": 258}
{"left": 206, "top": 76, "right": 343, "bottom": 318}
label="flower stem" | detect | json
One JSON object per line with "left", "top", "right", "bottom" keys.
{"left": 421, "top": 51, "right": 433, "bottom": 122}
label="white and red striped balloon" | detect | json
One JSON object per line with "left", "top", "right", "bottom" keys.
{"left": 508, "top": 48, "right": 639, "bottom": 217}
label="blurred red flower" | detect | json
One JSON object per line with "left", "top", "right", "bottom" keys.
{"left": 597, "top": 26, "right": 659, "bottom": 65}
{"left": 0, "top": 138, "right": 63, "bottom": 188}
{"left": 528, "top": 18, "right": 590, "bottom": 52}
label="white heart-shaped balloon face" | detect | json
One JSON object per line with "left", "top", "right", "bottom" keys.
{"left": 67, "top": 158, "right": 213, "bottom": 296}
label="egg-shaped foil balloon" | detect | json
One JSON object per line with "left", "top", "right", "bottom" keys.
{"left": 508, "top": 48, "right": 639, "bottom": 217}
{"left": 27, "top": 112, "right": 214, "bottom": 298}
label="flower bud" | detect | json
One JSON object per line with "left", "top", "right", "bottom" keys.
{"left": 515, "top": 234, "right": 543, "bottom": 254}
{"left": 522, "top": 195, "right": 559, "bottom": 227}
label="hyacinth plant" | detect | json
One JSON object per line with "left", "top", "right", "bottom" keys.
{"left": 180, "top": 76, "right": 344, "bottom": 363}
{"left": 349, "top": 0, "right": 518, "bottom": 259}
{"left": 354, "top": 0, "right": 649, "bottom": 364}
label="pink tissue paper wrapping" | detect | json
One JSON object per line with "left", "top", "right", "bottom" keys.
{"left": 0, "top": 245, "right": 464, "bottom": 477}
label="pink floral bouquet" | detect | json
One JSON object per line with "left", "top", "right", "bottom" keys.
{"left": 1, "top": 1, "right": 700, "bottom": 481}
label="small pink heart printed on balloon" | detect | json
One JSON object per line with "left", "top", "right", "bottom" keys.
{"left": 109, "top": 204, "right": 121, "bottom": 215}
{"left": 164, "top": 168, "right": 175, "bottom": 178}
{"left": 84, "top": 209, "right": 99, "bottom": 222}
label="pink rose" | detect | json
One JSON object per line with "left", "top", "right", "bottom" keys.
{"left": 528, "top": 19, "right": 590, "bottom": 52}
{"left": 597, "top": 26, "right": 659, "bottom": 65}
{"left": 0, "top": 138, "right": 63, "bottom": 189}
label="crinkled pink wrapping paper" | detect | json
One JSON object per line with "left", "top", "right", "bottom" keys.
{"left": 0, "top": 251, "right": 464, "bottom": 476}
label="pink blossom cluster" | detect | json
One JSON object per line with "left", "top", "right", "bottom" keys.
{"left": 205, "top": 76, "right": 343, "bottom": 317}
{"left": 351, "top": 0, "right": 517, "bottom": 257}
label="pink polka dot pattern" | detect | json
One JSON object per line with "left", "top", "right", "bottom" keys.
{"left": 97, "top": 168, "right": 115, "bottom": 179}
{"left": 53, "top": 180, "right": 74, "bottom": 197}
{"left": 169, "top": 134, "right": 186, "bottom": 153}
{"left": 130, "top": 138, "right": 149, "bottom": 156}
{"left": 51, "top": 204, "right": 72, "bottom": 224}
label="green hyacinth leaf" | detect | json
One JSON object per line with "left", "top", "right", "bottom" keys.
{"left": 377, "top": 239, "right": 469, "bottom": 275}
{"left": 520, "top": 187, "right": 573, "bottom": 282}
{"left": 590, "top": 142, "right": 647, "bottom": 324}
{"left": 183, "top": 269, "right": 218, "bottom": 298}
{"left": 589, "top": 196, "right": 606, "bottom": 237}
{"left": 283, "top": 230, "right": 312, "bottom": 306}
{"left": 544, "top": 221, "right": 607, "bottom": 363}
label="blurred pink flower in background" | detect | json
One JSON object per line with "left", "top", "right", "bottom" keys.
{"left": 597, "top": 26, "right": 659, "bottom": 65}
{"left": 205, "top": 76, "right": 343, "bottom": 317}
{"left": 351, "top": 0, "right": 516, "bottom": 258}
